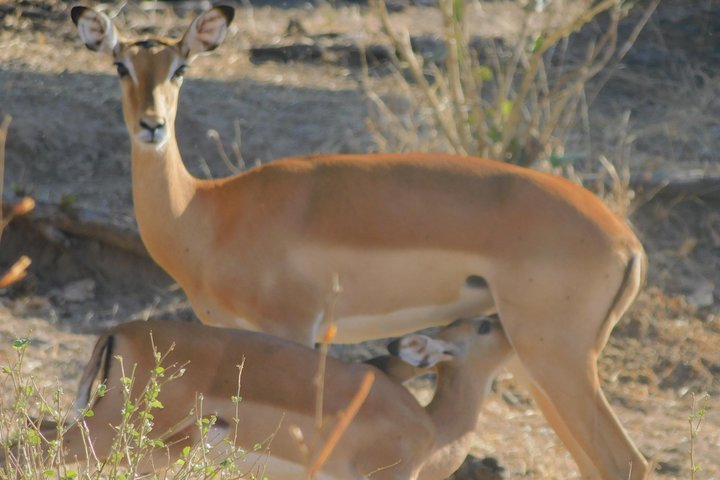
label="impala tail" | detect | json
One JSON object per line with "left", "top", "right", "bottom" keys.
{"left": 597, "top": 246, "right": 647, "bottom": 353}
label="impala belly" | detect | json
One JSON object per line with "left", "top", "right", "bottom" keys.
{"left": 290, "top": 245, "right": 496, "bottom": 343}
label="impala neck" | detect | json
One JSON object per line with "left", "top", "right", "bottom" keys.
{"left": 423, "top": 363, "right": 492, "bottom": 478}
{"left": 131, "top": 138, "right": 200, "bottom": 272}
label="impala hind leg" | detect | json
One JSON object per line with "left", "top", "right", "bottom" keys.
{"left": 526, "top": 383, "right": 598, "bottom": 475}
{"left": 499, "top": 303, "right": 648, "bottom": 480}
{"left": 528, "top": 353, "right": 646, "bottom": 479}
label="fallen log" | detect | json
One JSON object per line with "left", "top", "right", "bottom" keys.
{"left": 5, "top": 195, "right": 148, "bottom": 258}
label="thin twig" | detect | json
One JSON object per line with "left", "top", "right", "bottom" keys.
{"left": 588, "top": 0, "right": 661, "bottom": 105}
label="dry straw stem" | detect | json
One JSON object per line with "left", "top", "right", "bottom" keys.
{"left": 208, "top": 126, "right": 246, "bottom": 175}
{"left": 307, "top": 370, "right": 375, "bottom": 479}
{"left": 313, "top": 274, "right": 343, "bottom": 431}
{"left": 0, "top": 256, "right": 31, "bottom": 289}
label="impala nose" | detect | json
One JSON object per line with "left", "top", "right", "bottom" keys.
{"left": 138, "top": 118, "right": 167, "bottom": 144}
{"left": 140, "top": 118, "right": 165, "bottom": 134}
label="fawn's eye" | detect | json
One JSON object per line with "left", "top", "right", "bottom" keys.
{"left": 477, "top": 320, "right": 492, "bottom": 335}
{"left": 172, "top": 64, "right": 188, "bottom": 80}
{"left": 114, "top": 62, "right": 130, "bottom": 78}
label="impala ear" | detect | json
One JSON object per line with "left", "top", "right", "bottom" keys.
{"left": 391, "top": 334, "right": 455, "bottom": 368}
{"left": 179, "top": 5, "right": 234, "bottom": 60}
{"left": 71, "top": 6, "right": 120, "bottom": 55}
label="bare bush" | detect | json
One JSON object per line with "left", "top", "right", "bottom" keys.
{"left": 365, "top": 0, "right": 659, "bottom": 176}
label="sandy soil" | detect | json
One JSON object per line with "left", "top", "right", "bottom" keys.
{"left": 0, "top": 1, "right": 718, "bottom": 478}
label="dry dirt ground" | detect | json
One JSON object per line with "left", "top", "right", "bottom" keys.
{"left": 0, "top": 1, "right": 719, "bottom": 478}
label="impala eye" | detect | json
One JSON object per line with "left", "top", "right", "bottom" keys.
{"left": 172, "top": 64, "right": 188, "bottom": 80}
{"left": 114, "top": 62, "right": 130, "bottom": 78}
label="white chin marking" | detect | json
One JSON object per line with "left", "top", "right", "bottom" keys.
{"left": 135, "top": 132, "right": 168, "bottom": 150}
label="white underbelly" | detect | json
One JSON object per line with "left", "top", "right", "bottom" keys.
{"left": 332, "top": 285, "right": 495, "bottom": 342}
{"left": 289, "top": 245, "right": 497, "bottom": 343}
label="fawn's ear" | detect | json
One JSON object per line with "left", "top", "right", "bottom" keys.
{"left": 179, "top": 5, "right": 234, "bottom": 60}
{"left": 71, "top": 6, "right": 120, "bottom": 55}
{"left": 391, "top": 334, "right": 456, "bottom": 368}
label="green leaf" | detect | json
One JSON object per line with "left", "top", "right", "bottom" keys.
{"left": 549, "top": 153, "right": 568, "bottom": 167}
{"left": 96, "top": 383, "right": 107, "bottom": 397}
{"left": 487, "top": 126, "right": 502, "bottom": 144}
{"left": 43, "top": 469, "right": 55, "bottom": 477}
{"left": 532, "top": 35, "right": 544, "bottom": 53}
{"left": 182, "top": 446, "right": 191, "bottom": 458}
{"left": 83, "top": 408, "right": 94, "bottom": 418}
{"left": 501, "top": 100, "right": 513, "bottom": 120}
{"left": 473, "top": 65, "right": 493, "bottom": 82}
{"left": 452, "top": 0, "right": 465, "bottom": 22}
{"left": 110, "top": 451, "right": 124, "bottom": 463}
{"left": 12, "top": 338, "right": 29, "bottom": 350}
{"left": 549, "top": 151, "right": 585, "bottom": 167}
{"left": 59, "top": 193, "right": 77, "bottom": 210}
{"left": 27, "top": 429, "right": 41, "bottom": 445}
{"left": 139, "top": 411, "right": 154, "bottom": 421}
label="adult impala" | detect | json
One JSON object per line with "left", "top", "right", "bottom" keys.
{"left": 10, "top": 317, "right": 511, "bottom": 479}
{"left": 72, "top": 5, "right": 648, "bottom": 478}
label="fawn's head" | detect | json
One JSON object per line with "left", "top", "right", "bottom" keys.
{"left": 388, "top": 315, "right": 513, "bottom": 371}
